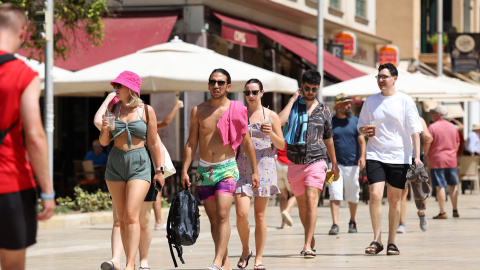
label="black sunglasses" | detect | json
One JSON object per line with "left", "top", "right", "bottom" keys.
{"left": 208, "top": 80, "right": 226, "bottom": 87}
{"left": 304, "top": 86, "right": 319, "bottom": 93}
{"left": 243, "top": 90, "right": 260, "bottom": 96}
{"left": 113, "top": 82, "right": 122, "bottom": 90}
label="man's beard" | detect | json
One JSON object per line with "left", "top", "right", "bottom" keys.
{"left": 304, "top": 95, "right": 316, "bottom": 101}
{"left": 211, "top": 91, "right": 226, "bottom": 99}
{"left": 345, "top": 108, "right": 353, "bottom": 117}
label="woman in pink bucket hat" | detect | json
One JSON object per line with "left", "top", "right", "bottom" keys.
{"left": 98, "top": 70, "right": 165, "bottom": 270}
{"left": 93, "top": 78, "right": 183, "bottom": 270}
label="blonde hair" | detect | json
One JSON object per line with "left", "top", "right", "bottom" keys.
{"left": 126, "top": 89, "right": 143, "bottom": 107}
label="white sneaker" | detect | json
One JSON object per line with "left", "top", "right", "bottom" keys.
{"left": 397, "top": 223, "right": 406, "bottom": 234}
{"left": 281, "top": 210, "right": 293, "bottom": 226}
{"left": 154, "top": 223, "right": 166, "bottom": 230}
{"left": 418, "top": 213, "right": 428, "bottom": 231}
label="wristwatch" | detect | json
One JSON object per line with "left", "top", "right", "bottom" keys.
{"left": 155, "top": 166, "right": 164, "bottom": 175}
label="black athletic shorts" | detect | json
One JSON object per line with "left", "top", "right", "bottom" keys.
{"left": 0, "top": 188, "right": 37, "bottom": 249}
{"left": 366, "top": 160, "right": 409, "bottom": 190}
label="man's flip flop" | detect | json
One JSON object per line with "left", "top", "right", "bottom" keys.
{"left": 365, "top": 241, "right": 384, "bottom": 255}
{"left": 206, "top": 264, "right": 223, "bottom": 270}
{"left": 100, "top": 260, "right": 115, "bottom": 270}
{"left": 237, "top": 251, "right": 253, "bottom": 269}
{"left": 387, "top": 243, "right": 400, "bottom": 255}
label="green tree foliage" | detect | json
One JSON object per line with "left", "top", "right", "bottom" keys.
{"left": 1, "top": 0, "right": 108, "bottom": 61}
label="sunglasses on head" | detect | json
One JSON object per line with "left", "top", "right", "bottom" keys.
{"left": 243, "top": 90, "right": 260, "bottom": 96}
{"left": 208, "top": 80, "right": 226, "bottom": 87}
{"left": 113, "top": 82, "right": 122, "bottom": 90}
{"left": 304, "top": 86, "right": 319, "bottom": 93}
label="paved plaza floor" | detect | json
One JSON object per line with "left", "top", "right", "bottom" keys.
{"left": 28, "top": 193, "right": 480, "bottom": 269}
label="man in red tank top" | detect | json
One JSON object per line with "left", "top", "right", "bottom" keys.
{"left": 0, "top": 4, "right": 55, "bottom": 269}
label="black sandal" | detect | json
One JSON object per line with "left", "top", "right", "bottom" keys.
{"left": 365, "top": 241, "right": 384, "bottom": 254}
{"left": 237, "top": 251, "right": 253, "bottom": 269}
{"left": 387, "top": 243, "right": 400, "bottom": 255}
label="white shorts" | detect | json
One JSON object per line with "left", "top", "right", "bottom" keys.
{"left": 328, "top": 164, "right": 360, "bottom": 203}
{"left": 276, "top": 160, "right": 291, "bottom": 192}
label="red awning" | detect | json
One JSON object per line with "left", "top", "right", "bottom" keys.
{"left": 38, "top": 14, "right": 177, "bottom": 71}
{"left": 253, "top": 25, "right": 366, "bottom": 81}
{"left": 213, "top": 13, "right": 258, "bottom": 48}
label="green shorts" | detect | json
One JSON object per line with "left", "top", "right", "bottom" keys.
{"left": 105, "top": 147, "right": 151, "bottom": 183}
{"left": 196, "top": 158, "right": 239, "bottom": 186}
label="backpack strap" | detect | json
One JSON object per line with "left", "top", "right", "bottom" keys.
{"left": 166, "top": 199, "right": 179, "bottom": 267}
{"left": 0, "top": 54, "right": 16, "bottom": 65}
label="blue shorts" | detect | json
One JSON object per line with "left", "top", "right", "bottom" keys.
{"left": 431, "top": 168, "right": 458, "bottom": 188}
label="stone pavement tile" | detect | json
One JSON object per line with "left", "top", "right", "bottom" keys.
{"left": 27, "top": 194, "right": 480, "bottom": 269}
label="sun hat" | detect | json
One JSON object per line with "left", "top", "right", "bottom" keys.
{"left": 334, "top": 93, "right": 352, "bottom": 106}
{"left": 431, "top": 105, "right": 448, "bottom": 116}
{"left": 472, "top": 122, "right": 480, "bottom": 130}
{"left": 110, "top": 71, "right": 141, "bottom": 96}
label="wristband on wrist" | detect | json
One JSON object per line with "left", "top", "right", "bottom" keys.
{"left": 40, "top": 191, "right": 56, "bottom": 200}
{"left": 155, "top": 166, "right": 164, "bottom": 175}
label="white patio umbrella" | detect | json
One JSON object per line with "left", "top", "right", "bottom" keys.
{"left": 54, "top": 36, "right": 298, "bottom": 96}
{"left": 323, "top": 69, "right": 480, "bottom": 100}
{"left": 16, "top": 54, "right": 73, "bottom": 90}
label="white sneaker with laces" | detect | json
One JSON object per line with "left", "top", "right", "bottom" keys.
{"left": 397, "top": 223, "right": 406, "bottom": 234}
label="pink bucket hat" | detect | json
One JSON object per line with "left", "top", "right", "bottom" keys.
{"left": 110, "top": 71, "right": 141, "bottom": 96}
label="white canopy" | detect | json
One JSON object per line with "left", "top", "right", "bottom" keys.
{"left": 54, "top": 37, "right": 299, "bottom": 96}
{"left": 322, "top": 70, "right": 480, "bottom": 101}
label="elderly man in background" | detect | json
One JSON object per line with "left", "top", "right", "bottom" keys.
{"left": 425, "top": 105, "right": 460, "bottom": 219}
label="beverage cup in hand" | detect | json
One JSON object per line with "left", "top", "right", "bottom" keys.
{"left": 365, "top": 124, "right": 376, "bottom": 137}
{"left": 260, "top": 115, "right": 270, "bottom": 134}
{"left": 105, "top": 111, "right": 115, "bottom": 131}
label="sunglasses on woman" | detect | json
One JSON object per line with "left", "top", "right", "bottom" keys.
{"left": 113, "top": 82, "right": 122, "bottom": 89}
{"left": 243, "top": 90, "right": 260, "bottom": 96}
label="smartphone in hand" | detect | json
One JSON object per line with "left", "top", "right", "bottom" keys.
{"left": 154, "top": 181, "right": 163, "bottom": 193}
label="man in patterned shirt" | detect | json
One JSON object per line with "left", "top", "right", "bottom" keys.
{"left": 279, "top": 69, "right": 339, "bottom": 259}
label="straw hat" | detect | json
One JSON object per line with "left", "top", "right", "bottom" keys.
{"left": 334, "top": 93, "right": 352, "bottom": 106}
{"left": 472, "top": 123, "right": 480, "bottom": 130}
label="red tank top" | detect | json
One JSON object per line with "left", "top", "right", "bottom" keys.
{"left": 0, "top": 51, "right": 38, "bottom": 194}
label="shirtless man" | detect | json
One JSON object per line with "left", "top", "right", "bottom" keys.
{"left": 182, "top": 68, "right": 260, "bottom": 270}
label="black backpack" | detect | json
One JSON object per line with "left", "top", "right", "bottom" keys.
{"left": 166, "top": 188, "right": 200, "bottom": 267}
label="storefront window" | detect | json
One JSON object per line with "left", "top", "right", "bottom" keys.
{"left": 356, "top": 0, "right": 366, "bottom": 18}
{"left": 330, "top": 0, "right": 340, "bottom": 9}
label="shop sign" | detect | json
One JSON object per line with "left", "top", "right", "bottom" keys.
{"left": 378, "top": 45, "right": 400, "bottom": 66}
{"left": 334, "top": 31, "right": 357, "bottom": 55}
{"left": 221, "top": 24, "right": 258, "bottom": 48}
{"left": 448, "top": 33, "right": 480, "bottom": 72}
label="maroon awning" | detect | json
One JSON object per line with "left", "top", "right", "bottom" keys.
{"left": 213, "top": 12, "right": 258, "bottom": 48}
{"left": 22, "top": 14, "right": 178, "bottom": 71}
{"left": 253, "top": 25, "right": 366, "bottom": 81}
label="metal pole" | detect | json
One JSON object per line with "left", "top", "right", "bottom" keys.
{"left": 45, "top": 0, "right": 54, "bottom": 181}
{"left": 317, "top": 0, "right": 324, "bottom": 101}
{"left": 437, "top": 0, "right": 443, "bottom": 76}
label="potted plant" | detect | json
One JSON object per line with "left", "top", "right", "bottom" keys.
{"left": 428, "top": 33, "right": 448, "bottom": 53}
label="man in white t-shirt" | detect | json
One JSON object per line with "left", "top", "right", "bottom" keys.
{"left": 357, "top": 63, "right": 423, "bottom": 256}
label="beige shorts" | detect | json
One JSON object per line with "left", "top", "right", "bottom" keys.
{"left": 276, "top": 160, "right": 291, "bottom": 192}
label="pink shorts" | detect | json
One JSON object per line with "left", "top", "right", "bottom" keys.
{"left": 287, "top": 160, "right": 327, "bottom": 197}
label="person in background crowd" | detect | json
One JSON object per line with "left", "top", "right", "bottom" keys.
{"left": 327, "top": 93, "right": 366, "bottom": 235}
{"left": 84, "top": 139, "right": 108, "bottom": 166}
{"left": 398, "top": 117, "right": 433, "bottom": 233}
{"left": 425, "top": 105, "right": 460, "bottom": 220}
